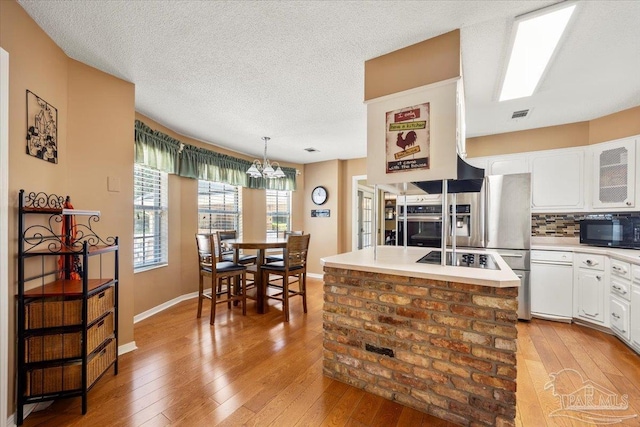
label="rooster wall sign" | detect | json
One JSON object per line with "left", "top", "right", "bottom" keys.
{"left": 385, "top": 103, "right": 430, "bottom": 174}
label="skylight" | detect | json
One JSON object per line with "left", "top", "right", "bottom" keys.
{"left": 499, "top": 2, "right": 577, "bottom": 102}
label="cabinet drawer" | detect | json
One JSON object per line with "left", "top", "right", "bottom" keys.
{"left": 25, "top": 287, "right": 114, "bottom": 330}
{"left": 611, "top": 278, "right": 631, "bottom": 301}
{"left": 87, "top": 312, "right": 114, "bottom": 355}
{"left": 25, "top": 332, "right": 81, "bottom": 363}
{"left": 631, "top": 265, "right": 640, "bottom": 284}
{"left": 576, "top": 254, "right": 605, "bottom": 271}
{"left": 611, "top": 259, "right": 631, "bottom": 280}
{"left": 610, "top": 296, "right": 630, "bottom": 341}
{"left": 531, "top": 251, "right": 573, "bottom": 263}
{"left": 25, "top": 338, "right": 116, "bottom": 397}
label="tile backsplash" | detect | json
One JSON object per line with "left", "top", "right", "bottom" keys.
{"left": 531, "top": 212, "right": 640, "bottom": 237}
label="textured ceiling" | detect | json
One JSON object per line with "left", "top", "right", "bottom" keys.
{"left": 17, "top": 1, "right": 640, "bottom": 164}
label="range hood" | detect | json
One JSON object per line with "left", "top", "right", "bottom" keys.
{"left": 411, "top": 155, "right": 485, "bottom": 194}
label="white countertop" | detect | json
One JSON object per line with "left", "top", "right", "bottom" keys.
{"left": 531, "top": 237, "right": 640, "bottom": 264}
{"left": 321, "top": 246, "right": 520, "bottom": 288}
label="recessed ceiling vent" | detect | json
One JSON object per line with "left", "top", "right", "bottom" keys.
{"left": 304, "top": 147, "right": 319, "bottom": 153}
{"left": 511, "top": 109, "right": 530, "bottom": 119}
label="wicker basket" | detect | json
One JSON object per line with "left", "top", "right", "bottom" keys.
{"left": 87, "top": 287, "right": 114, "bottom": 324}
{"left": 87, "top": 312, "right": 114, "bottom": 354}
{"left": 25, "top": 332, "right": 82, "bottom": 363}
{"left": 25, "top": 338, "right": 117, "bottom": 397}
{"left": 25, "top": 299, "right": 82, "bottom": 329}
{"left": 25, "top": 363, "right": 82, "bottom": 396}
{"left": 25, "top": 287, "right": 114, "bottom": 329}
{"left": 88, "top": 339, "right": 116, "bottom": 387}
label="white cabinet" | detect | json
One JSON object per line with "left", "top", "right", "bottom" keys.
{"left": 631, "top": 284, "right": 640, "bottom": 352}
{"left": 629, "top": 265, "right": 640, "bottom": 352}
{"left": 591, "top": 137, "right": 636, "bottom": 209}
{"left": 610, "top": 296, "right": 630, "bottom": 341}
{"left": 609, "top": 258, "right": 631, "bottom": 342}
{"left": 467, "top": 135, "right": 639, "bottom": 213}
{"left": 487, "top": 155, "right": 529, "bottom": 176}
{"left": 574, "top": 253, "right": 608, "bottom": 326}
{"left": 530, "top": 149, "right": 585, "bottom": 212}
{"left": 531, "top": 250, "right": 573, "bottom": 321}
{"left": 464, "top": 156, "right": 487, "bottom": 172}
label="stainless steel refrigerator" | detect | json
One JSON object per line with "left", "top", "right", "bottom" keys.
{"left": 483, "top": 173, "right": 532, "bottom": 320}
{"left": 444, "top": 173, "right": 532, "bottom": 319}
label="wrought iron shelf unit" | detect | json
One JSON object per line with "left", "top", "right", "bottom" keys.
{"left": 16, "top": 190, "right": 119, "bottom": 425}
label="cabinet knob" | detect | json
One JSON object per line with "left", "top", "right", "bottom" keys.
{"left": 596, "top": 276, "right": 601, "bottom": 281}
{"left": 626, "top": 202, "right": 632, "bottom": 206}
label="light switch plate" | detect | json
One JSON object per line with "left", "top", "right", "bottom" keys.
{"left": 107, "top": 176, "right": 120, "bottom": 192}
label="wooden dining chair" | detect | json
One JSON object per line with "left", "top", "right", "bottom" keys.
{"left": 216, "top": 230, "right": 258, "bottom": 293}
{"left": 262, "top": 234, "right": 310, "bottom": 322}
{"left": 195, "top": 233, "right": 247, "bottom": 325}
{"left": 265, "top": 230, "right": 304, "bottom": 263}
{"left": 217, "top": 230, "right": 257, "bottom": 265}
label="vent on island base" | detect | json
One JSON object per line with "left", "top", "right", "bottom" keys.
{"left": 511, "top": 109, "right": 530, "bottom": 119}
{"left": 365, "top": 343, "right": 395, "bottom": 358}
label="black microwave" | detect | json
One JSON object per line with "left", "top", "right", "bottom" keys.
{"left": 579, "top": 217, "right": 640, "bottom": 248}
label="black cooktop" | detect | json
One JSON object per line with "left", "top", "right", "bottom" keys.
{"left": 417, "top": 251, "right": 500, "bottom": 270}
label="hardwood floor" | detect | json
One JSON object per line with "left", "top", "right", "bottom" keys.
{"left": 22, "top": 278, "right": 640, "bottom": 426}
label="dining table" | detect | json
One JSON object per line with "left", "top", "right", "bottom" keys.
{"left": 222, "top": 238, "right": 287, "bottom": 314}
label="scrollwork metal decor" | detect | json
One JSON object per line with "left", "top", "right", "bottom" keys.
{"left": 20, "top": 190, "right": 116, "bottom": 254}
{"left": 24, "top": 191, "right": 65, "bottom": 210}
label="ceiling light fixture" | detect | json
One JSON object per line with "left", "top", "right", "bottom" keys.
{"left": 246, "top": 137, "right": 286, "bottom": 179}
{"left": 499, "top": 1, "right": 577, "bottom": 102}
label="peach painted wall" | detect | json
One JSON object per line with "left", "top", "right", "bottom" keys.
{"left": 589, "top": 106, "right": 640, "bottom": 145}
{"left": 302, "top": 160, "right": 340, "bottom": 274}
{"left": 364, "top": 30, "right": 460, "bottom": 101}
{"left": 1, "top": 0, "right": 135, "bottom": 415}
{"left": 2, "top": 0, "right": 69, "bottom": 415}
{"left": 66, "top": 59, "right": 135, "bottom": 345}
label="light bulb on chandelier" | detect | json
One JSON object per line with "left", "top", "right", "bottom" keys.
{"left": 246, "top": 136, "right": 286, "bottom": 179}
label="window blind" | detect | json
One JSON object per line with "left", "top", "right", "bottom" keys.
{"left": 197, "top": 181, "right": 241, "bottom": 235}
{"left": 134, "top": 164, "right": 168, "bottom": 270}
{"left": 266, "top": 190, "right": 291, "bottom": 242}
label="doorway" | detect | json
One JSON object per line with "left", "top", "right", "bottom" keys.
{"left": 351, "top": 175, "right": 389, "bottom": 251}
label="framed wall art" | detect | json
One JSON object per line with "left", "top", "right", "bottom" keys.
{"left": 385, "top": 102, "right": 430, "bottom": 174}
{"left": 26, "top": 90, "right": 58, "bottom": 164}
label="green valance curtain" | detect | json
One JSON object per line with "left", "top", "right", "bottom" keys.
{"left": 134, "top": 120, "right": 297, "bottom": 190}
{"left": 134, "top": 120, "right": 181, "bottom": 174}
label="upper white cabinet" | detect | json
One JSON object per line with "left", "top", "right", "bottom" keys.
{"left": 531, "top": 149, "right": 584, "bottom": 212}
{"left": 467, "top": 134, "right": 638, "bottom": 213}
{"left": 591, "top": 137, "right": 636, "bottom": 209}
{"left": 487, "top": 156, "right": 529, "bottom": 176}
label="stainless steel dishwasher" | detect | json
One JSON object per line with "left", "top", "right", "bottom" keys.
{"left": 531, "top": 250, "right": 574, "bottom": 321}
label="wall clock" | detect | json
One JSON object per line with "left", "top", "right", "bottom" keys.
{"left": 311, "top": 186, "right": 328, "bottom": 205}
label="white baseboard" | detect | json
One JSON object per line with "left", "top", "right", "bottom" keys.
{"left": 133, "top": 291, "right": 199, "bottom": 324}
{"left": 7, "top": 403, "right": 36, "bottom": 426}
{"left": 308, "top": 272, "right": 323, "bottom": 279}
{"left": 118, "top": 341, "right": 138, "bottom": 355}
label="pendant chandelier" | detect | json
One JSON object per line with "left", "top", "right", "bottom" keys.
{"left": 246, "top": 136, "right": 286, "bottom": 179}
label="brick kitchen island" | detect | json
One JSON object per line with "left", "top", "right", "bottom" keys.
{"left": 322, "top": 246, "right": 520, "bottom": 427}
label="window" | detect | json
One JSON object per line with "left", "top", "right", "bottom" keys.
{"left": 134, "top": 164, "right": 168, "bottom": 271}
{"left": 197, "top": 180, "right": 241, "bottom": 235}
{"left": 266, "top": 190, "right": 291, "bottom": 241}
